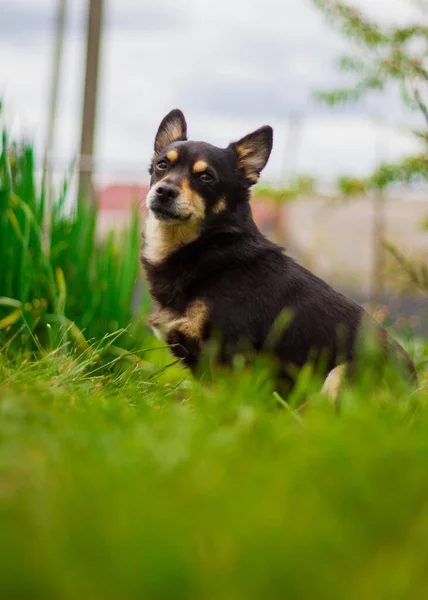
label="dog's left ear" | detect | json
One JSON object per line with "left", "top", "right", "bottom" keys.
{"left": 154, "top": 109, "right": 187, "bottom": 155}
{"left": 229, "top": 125, "right": 273, "bottom": 185}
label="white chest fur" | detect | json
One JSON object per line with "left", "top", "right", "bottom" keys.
{"left": 142, "top": 212, "right": 200, "bottom": 265}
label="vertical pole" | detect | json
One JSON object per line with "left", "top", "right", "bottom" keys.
{"left": 43, "top": 0, "right": 67, "bottom": 253}
{"left": 77, "top": 0, "right": 104, "bottom": 209}
{"left": 371, "top": 189, "right": 386, "bottom": 304}
{"left": 273, "top": 115, "right": 303, "bottom": 245}
{"left": 282, "top": 115, "right": 303, "bottom": 185}
{"left": 370, "top": 116, "right": 387, "bottom": 304}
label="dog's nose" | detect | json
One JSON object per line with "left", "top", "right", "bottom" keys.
{"left": 155, "top": 184, "right": 179, "bottom": 201}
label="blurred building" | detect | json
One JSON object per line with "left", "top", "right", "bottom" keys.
{"left": 96, "top": 183, "right": 147, "bottom": 234}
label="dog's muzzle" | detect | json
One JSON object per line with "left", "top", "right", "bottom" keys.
{"left": 147, "top": 183, "right": 190, "bottom": 222}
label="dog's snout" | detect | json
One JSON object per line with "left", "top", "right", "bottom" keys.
{"left": 156, "top": 184, "right": 179, "bottom": 201}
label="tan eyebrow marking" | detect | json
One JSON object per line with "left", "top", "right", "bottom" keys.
{"left": 193, "top": 160, "right": 208, "bottom": 173}
{"left": 166, "top": 149, "right": 179, "bottom": 163}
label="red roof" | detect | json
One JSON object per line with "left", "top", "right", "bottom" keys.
{"left": 97, "top": 184, "right": 149, "bottom": 212}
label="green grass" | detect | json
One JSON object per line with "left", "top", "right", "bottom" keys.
{"left": 0, "top": 117, "right": 145, "bottom": 354}
{"left": 1, "top": 345, "right": 428, "bottom": 599}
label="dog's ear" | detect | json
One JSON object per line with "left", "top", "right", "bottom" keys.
{"left": 154, "top": 109, "right": 187, "bottom": 155}
{"left": 229, "top": 126, "right": 273, "bottom": 185}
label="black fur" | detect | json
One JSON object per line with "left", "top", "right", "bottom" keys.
{"left": 142, "top": 110, "right": 417, "bottom": 392}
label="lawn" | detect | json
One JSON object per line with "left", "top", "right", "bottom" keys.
{"left": 1, "top": 344, "right": 428, "bottom": 599}
{"left": 1, "top": 114, "right": 428, "bottom": 599}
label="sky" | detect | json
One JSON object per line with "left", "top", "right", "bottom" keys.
{"left": 1, "top": 0, "right": 425, "bottom": 186}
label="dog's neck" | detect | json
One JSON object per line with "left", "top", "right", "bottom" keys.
{"left": 143, "top": 198, "right": 258, "bottom": 265}
{"left": 142, "top": 211, "right": 202, "bottom": 265}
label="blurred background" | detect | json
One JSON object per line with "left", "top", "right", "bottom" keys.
{"left": 2, "top": 0, "right": 427, "bottom": 334}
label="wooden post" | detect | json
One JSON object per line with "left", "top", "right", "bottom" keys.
{"left": 370, "top": 116, "right": 387, "bottom": 304}
{"left": 77, "top": 0, "right": 105, "bottom": 209}
{"left": 370, "top": 188, "right": 386, "bottom": 304}
{"left": 276, "top": 115, "right": 304, "bottom": 246}
{"left": 43, "top": 0, "right": 67, "bottom": 252}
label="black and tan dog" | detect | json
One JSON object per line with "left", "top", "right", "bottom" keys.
{"left": 141, "top": 109, "right": 416, "bottom": 396}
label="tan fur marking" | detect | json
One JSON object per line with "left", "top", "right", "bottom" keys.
{"left": 169, "top": 300, "right": 209, "bottom": 340}
{"left": 236, "top": 142, "right": 253, "bottom": 159}
{"left": 246, "top": 172, "right": 260, "bottom": 184}
{"left": 235, "top": 140, "right": 266, "bottom": 182}
{"left": 236, "top": 142, "right": 260, "bottom": 166}
{"left": 143, "top": 212, "right": 201, "bottom": 265}
{"left": 193, "top": 160, "right": 208, "bottom": 173}
{"left": 149, "top": 300, "right": 209, "bottom": 342}
{"left": 322, "top": 365, "right": 346, "bottom": 401}
{"left": 155, "top": 123, "right": 184, "bottom": 155}
{"left": 212, "top": 198, "right": 227, "bottom": 214}
{"left": 149, "top": 304, "right": 176, "bottom": 340}
{"left": 181, "top": 179, "right": 205, "bottom": 220}
{"left": 167, "top": 149, "right": 179, "bottom": 163}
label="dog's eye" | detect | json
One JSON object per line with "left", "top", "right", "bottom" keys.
{"left": 199, "top": 172, "right": 214, "bottom": 184}
{"left": 156, "top": 160, "right": 168, "bottom": 171}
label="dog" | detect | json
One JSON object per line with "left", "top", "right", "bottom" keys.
{"left": 141, "top": 109, "right": 417, "bottom": 396}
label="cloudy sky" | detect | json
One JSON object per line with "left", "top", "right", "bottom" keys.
{"left": 1, "top": 0, "right": 424, "bottom": 185}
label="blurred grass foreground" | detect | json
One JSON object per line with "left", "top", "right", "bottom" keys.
{"left": 1, "top": 112, "right": 428, "bottom": 599}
